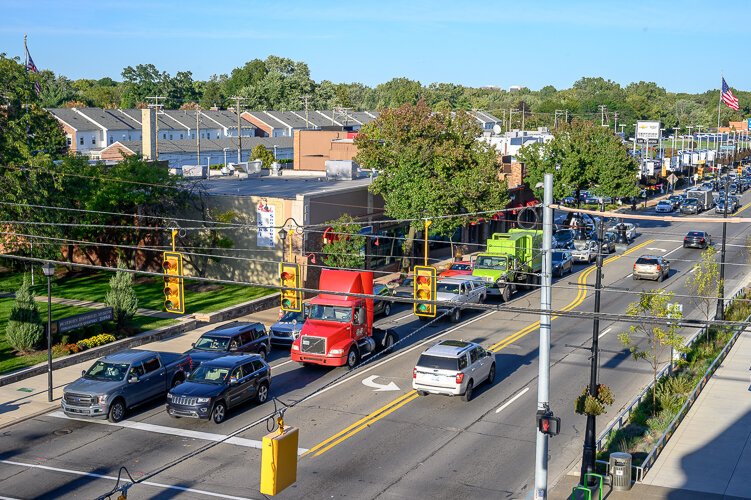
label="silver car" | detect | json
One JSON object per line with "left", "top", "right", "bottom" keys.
{"left": 633, "top": 255, "right": 670, "bottom": 282}
{"left": 571, "top": 239, "right": 598, "bottom": 263}
{"left": 412, "top": 340, "right": 495, "bottom": 402}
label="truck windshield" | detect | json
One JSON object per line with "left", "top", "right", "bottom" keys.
{"left": 308, "top": 304, "right": 352, "bottom": 323}
{"left": 436, "top": 283, "right": 461, "bottom": 294}
{"left": 474, "top": 256, "right": 507, "bottom": 270}
{"left": 188, "top": 365, "right": 230, "bottom": 385}
{"left": 84, "top": 361, "right": 130, "bottom": 381}
{"left": 193, "top": 335, "right": 230, "bottom": 351}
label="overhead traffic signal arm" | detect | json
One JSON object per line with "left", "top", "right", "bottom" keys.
{"left": 163, "top": 251, "right": 185, "bottom": 314}
{"left": 413, "top": 265, "right": 436, "bottom": 317}
{"left": 280, "top": 262, "right": 302, "bottom": 312}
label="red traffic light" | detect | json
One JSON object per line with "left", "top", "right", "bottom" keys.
{"left": 417, "top": 276, "right": 431, "bottom": 286}
{"left": 281, "top": 271, "right": 293, "bottom": 281}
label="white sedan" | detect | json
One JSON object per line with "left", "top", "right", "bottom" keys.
{"left": 607, "top": 222, "right": 637, "bottom": 241}
{"left": 655, "top": 201, "right": 674, "bottom": 213}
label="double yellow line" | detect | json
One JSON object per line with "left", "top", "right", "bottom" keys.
{"left": 305, "top": 238, "right": 654, "bottom": 457}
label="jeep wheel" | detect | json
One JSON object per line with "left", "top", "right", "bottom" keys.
{"left": 256, "top": 382, "right": 269, "bottom": 404}
{"left": 257, "top": 348, "right": 267, "bottom": 361}
{"left": 212, "top": 401, "right": 226, "bottom": 424}
{"left": 108, "top": 398, "right": 126, "bottom": 423}
{"left": 461, "top": 380, "right": 474, "bottom": 402}
{"left": 450, "top": 308, "right": 462, "bottom": 323}
{"left": 487, "top": 363, "right": 496, "bottom": 385}
{"left": 383, "top": 303, "right": 391, "bottom": 317}
{"left": 346, "top": 347, "right": 360, "bottom": 369}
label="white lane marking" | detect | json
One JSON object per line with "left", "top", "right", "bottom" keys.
{"left": 0, "top": 496, "right": 21, "bottom": 500}
{"left": 47, "top": 411, "right": 308, "bottom": 455}
{"left": 598, "top": 327, "right": 612, "bottom": 339}
{"left": 689, "top": 267, "right": 698, "bottom": 273}
{"left": 301, "top": 311, "right": 496, "bottom": 402}
{"left": 362, "top": 375, "right": 400, "bottom": 392}
{"left": 495, "top": 387, "right": 530, "bottom": 414}
{"left": 0, "top": 460, "right": 253, "bottom": 500}
{"left": 646, "top": 247, "right": 666, "bottom": 252}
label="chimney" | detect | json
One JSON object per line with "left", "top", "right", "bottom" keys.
{"left": 141, "top": 108, "right": 156, "bottom": 160}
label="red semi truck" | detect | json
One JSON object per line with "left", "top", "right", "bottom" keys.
{"left": 290, "top": 269, "right": 398, "bottom": 368}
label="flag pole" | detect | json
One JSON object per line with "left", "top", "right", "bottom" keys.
{"left": 716, "top": 75, "right": 722, "bottom": 170}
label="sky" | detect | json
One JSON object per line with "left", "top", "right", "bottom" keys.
{"left": 1, "top": 0, "right": 749, "bottom": 94}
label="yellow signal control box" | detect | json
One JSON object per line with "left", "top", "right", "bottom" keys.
{"left": 260, "top": 426, "right": 299, "bottom": 496}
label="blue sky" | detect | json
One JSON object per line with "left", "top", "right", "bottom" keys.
{"left": 1, "top": 0, "right": 748, "bottom": 93}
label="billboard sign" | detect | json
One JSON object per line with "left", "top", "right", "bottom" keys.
{"left": 256, "top": 200, "right": 276, "bottom": 248}
{"left": 636, "top": 121, "right": 661, "bottom": 141}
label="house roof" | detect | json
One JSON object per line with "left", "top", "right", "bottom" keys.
{"left": 195, "top": 173, "right": 372, "bottom": 199}
{"left": 205, "top": 110, "right": 256, "bottom": 131}
{"left": 264, "top": 111, "right": 310, "bottom": 130}
{"left": 47, "top": 108, "right": 101, "bottom": 132}
{"left": 74, "top": 108, "right": 137, "bottom": 131}
{"left": 163, "top": 109, "right": 220, "bottom": 130}
{"left": 243, "top": 111, "right": 288, "bottom": 131}
{"left": 117, "top": 108, "right": 177, "bottom": 131}
{"left": 114, "top": 136, "right": 293, "bottom": 155}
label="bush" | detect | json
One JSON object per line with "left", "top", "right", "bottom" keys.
{"left": 76, "top": 333, "right": 116, "bottom": 350}
{"left": 5, "top": 276, "right": 45, "bottom": 353}
{"left": 575, "top": 384, "right": 615, "bottom": 416}
{"left": 105, "top": 262, "right": 138, "bottom": 332}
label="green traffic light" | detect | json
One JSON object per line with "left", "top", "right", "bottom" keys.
{"left": 417, "top": 304, "right": 428, "bottom": 312}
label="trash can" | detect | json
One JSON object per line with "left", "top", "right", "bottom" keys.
{"left": 609, "top": 452, "right": 633, "bottom": 491}
{"left": 271, "top": 162, "right": 281, "bottom": 176}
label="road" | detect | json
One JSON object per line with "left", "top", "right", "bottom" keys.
{"left": 1, "top": 193, "right": 750, "bottom": 500}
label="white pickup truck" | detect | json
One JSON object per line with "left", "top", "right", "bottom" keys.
{"left": 435, "top": 277, "right": 487, "bottom": 323}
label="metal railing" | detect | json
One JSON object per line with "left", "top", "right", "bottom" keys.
{"left": 594, "top": 285, "right": 748, "bottom": 478}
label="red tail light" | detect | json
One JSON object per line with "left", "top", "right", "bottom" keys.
{"left": 633, "top": 264, "right": 637, "bottom": 270}
{"left": 656, "top": 265, "right": 661, "bottom": 272}
{"left": 413, "top": 367, "right": 417, "bottom": 379}
{"left": 700, "top": 238, "right": 705, "bottom": 243}
{"left": 455, "top": 373, "right": 464, "bottom": 384}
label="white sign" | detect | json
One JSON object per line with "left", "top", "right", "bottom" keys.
{"left": 636, "top": 121, "right": 661, "bottom": 140}
{"left": 256, "top": 201, "right": 276, "bottom": 248}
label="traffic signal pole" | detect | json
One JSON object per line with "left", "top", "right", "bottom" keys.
{"left": 534, "top": 173, "right": 554, "bottom": 500}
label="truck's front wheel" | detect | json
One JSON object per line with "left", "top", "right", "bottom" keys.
{"left": 501, "top": 287, "right": 511, "bottom": 303}
{"left": 108, "top": 398, "right": 126, "bottom": 423}
{"left": 346, "top": 347, "right": 360, "bottom": 369}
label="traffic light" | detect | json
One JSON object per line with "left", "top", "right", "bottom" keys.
{"left": 279, "top": 262, "right": 302, "bottom": 312}
{"left": 738, "top": 166, "right": 743, "bottom": 177}
{"left": 536, "top": 410, "right": 561, "bottom": 436}
{"left": 163, "top": 251, "right": 184, "bottom": 314}
{"left": 698, "top": 166, "right": 704, "bottom": 178}
{"left": 413, "top": 265, "right": 436, "bottom": 317}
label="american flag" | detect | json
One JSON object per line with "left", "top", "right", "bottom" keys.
{"left": 24, "top": 42, "right": 42, "bottom": 96}
{"left": 721, "top": 78, "right": 739, "bottom": 111}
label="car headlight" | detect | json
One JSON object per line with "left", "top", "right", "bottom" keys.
{"left": 97, "top": 395, "right": 108, "bottom": 404}
{"left": 196, "top": 397, "right": 211, "bottom": 404}
{"left": 330, "top": 349, "right": 344, "bottom": 355}
{"left": 166, "top": 393, "right": 173, "bottom": 399}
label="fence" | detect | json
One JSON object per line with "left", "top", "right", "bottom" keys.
{"left": 593, "top": 285, "right": 748, "bottom": 479}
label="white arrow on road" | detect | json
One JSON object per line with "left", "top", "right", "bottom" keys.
{"left": 645, "top": 247, "right": 667, "bottom": 252}
{"left": 362, "top": 375, "right": 400, "bottom": 392}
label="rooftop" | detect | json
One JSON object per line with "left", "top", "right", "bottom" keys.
{"left": 47, "top": 108, "right": 101, "bottom": 132}
{"left": 111, "top": 136, "right": 293, "bottom": 155}
{"left": 195, "top": 172, "right": 372, "bottom": 199}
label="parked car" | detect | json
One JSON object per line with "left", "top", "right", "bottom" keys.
{"left": 654, "top": 200, "right": 674, "bottom": 213}
{"left": 552, "top": 250, "right": 573, "bottom": 277}
{"left": 553, "top": 229, "right": 576, "bottom": 249}
{"left": 166, "top": 354, "right": 270, "bottom": 424}
{"left": 412, "top": 340, "right": 495, "bottom": 402}
{"left": 392, "top": 276, "right": 414, "bottom": 299}
{"left": 571, "top": 239, "right": 598, "bottom": 263}
{"left": 680, "top": 198, "right": 701, "bottom": 214}
{"left": 187, "top": 321, "right": 271, "bottom": 365}
{"left": 683, "top": 230, "right": 712, "bottom": 249}
{"left": 633, "top": 255, "right": 670, "bottom": 282}
{"left": 434, "top": 276, "right": 487, "bottom": 323}
{"left": 439, "top": 261, "right": 473, "bottom": 278}
{"left": 62, "top": 350, "right": 192, "bottom": 422}
{"left": 269, "top": 310, "right": 306, "bottom": 347}
{"left": 373, "top": 283, "right": 394, "bottom": 317}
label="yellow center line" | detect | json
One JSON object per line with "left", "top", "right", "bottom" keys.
{"left": 734, "top": 202, "right": 751, "bottom": 216}
{"left": 305, "top": 238, "right": 655, "bottom": 457}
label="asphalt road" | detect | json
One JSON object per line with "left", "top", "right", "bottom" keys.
{"left": 1, "top": 193, "right": 750, "bottom": 500}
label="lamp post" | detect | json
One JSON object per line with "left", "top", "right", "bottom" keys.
{"left": 42, "top": 262, "right": 55, "bottom": 402}
{"left": 223, "top": 147, "right": 230, "bottom": 169}
{"left": 278, "top": 227, "right": 288, "bottom": 262}
{"left": 277, "top": 217, "right": 303, "bottom": 263}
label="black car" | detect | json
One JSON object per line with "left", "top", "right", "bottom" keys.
{"left": 373, "top": 283, "right": 394, "bottom": 317}
{"left": 187, "top": 321, "right": 271, "bottom": 366}
{"left": 683, "top": 231, "right": 711, "bottom": 249}
{"left": 680, "top": 198, "right": 701, "bottom": 214}
{"left": 553, "top": 229, "right": 576, "bottom": 249}
{"left": 551, "top": 250, "right": 573, "bottom": 277}
{"left": 166, "top": 354, "right": 270, "bottom": 423}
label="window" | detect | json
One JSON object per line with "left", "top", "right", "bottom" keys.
{"left": 169, "top": 134, "right": 173, "bottom": 140}
{"left": 130, "top": 363, "right": 146, "bottom": 377}
{"left": 67, "top": 138, "right": 72, "bottom": 146}
{"left": 469, "top": 348, "right": 480, "bottom": 364}
{"left": 457, "top": 354, "right": 468, "bottom": 370}
{"left": 255, "top": 325, "right": 266, "bottom": 339}
{"left": 142, "top": 357, "right": 161, "bottom": 373}
{"left": 79, "top": 137, "right": 84, "bottom": 145}
{"left": 162, "top": 133, "right": 166, "bottom": 139}
{"left": 251, "top": 360, "right": 265, "bottom": 372}
{"left": 417, "top": 354, "right": 457, "bottom": 371}
{"left": 231, "top": 366, "right": 244, "bottom": 380}
{"left": 92, "top": 137, "right": 96, "bottom": 145}
{"left": 109, "top": 137, "right": 114, "bottom": 144}
{"left": 243, "top": 362, "right": 257, "bottom": 375}
{"left": 180, "top": 134, "right": 184, "bottom": 139}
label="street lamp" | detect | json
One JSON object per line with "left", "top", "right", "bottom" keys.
{"left": 42, "top": 261, "right": 55, "bottom": 402}
{"left": 277, "top": 217, "right": 304, "bottom": 263}
{"left": 223, "top": 147, "right": 231, "bottom": 169}
{"left": 278, "top": 227, "right": 288, "bottom": 262}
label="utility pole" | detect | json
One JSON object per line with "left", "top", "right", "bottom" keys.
{"left": 716, "top": 159, "right": 731, "bottom": 320}
{"left": 580, "top": 218, "right": 605, "bottom": 485}
{"left": 502, "top": 109, "right": 507, "bottom": 133}
{"left": 554, "top": 110, "right": 564, "bottom": 130}
{"left": 598, "top": 105, "right": 608, "bottom": 127}
{"left": 613, "top": 112, "right": 618, "bottom": 133}
{"left": 231, "top": 96, "right": 247, "bottom": 163}
{"left": 521, "top": 103, "right": 526, "bottom": 132}
{"left": 300, "top": 95, "right": 311, "bottom": 129}
{"left": 534, "top": 173, "right": 555, "bottom": 500}
{"left": 196, "top": 108, "right": 201, "bottom": 167}
{"left": 146, "top": 96, "right": 165, "bottom": 161}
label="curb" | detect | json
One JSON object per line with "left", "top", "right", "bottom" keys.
{"left": 0, "top": 404, "right": 57, "bottom": 431}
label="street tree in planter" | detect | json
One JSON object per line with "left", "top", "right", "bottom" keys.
{"left": 685, "top": 246, "right": 720, "bottom": 328}
{"left": 619, "top": 290, "right": 685, "bottom": 415}
{"left": 355, "top": 100, "right": 508, "bottom": 272}
{"left": 5, "top": 276, "right": 45, "bottom": 353}
{"left": 321, "top": 214, "right": 367, "bottom": 270}
{"left": 104, "top": 261, "right": 139, "bottom": 333}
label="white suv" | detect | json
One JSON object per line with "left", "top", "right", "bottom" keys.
{"left": 412, "top": 340, "right": 495, "bottom": 402}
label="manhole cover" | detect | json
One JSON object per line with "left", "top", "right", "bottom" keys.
{"left": 54, "top": 429, "right": 72, "bottom": 436}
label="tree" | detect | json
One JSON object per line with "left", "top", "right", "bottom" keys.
{"left": 321, "top": 214, "right": 366, "bottom": 269}
{"left": 104, "top": 261, "right": 139, "bottom": 332}
{"left": 374, "top": 77, "right": 423, "bottom": 109}
{"left": 355, "top": 100, "right": 508, "bottom": 271}
{"left": 120, "top": 63, "right": 164, "bottom": 108}
{"left": 5, "top": 276, "right": 44, "bottom": 353}
{"left": 619, "top": 290, "right": 684, "bottom": 414}
{"left": 250, "top": 144, "right": 275, "bottom": 169}
{"left": 180, "top": 205, "right": 239, "bottom": 278}
{"left": 199, "top": 74, "right": 226, "bottom": 109}
{"left": 685, "top": 246, "right": 720, "bottom": 325}
{"left": 517, "top": 119, "right": 639, "bottom": 203}
{"left": 223, "top": 59, "right": 267, "bottom": 97}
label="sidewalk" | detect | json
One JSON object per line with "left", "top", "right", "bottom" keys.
{"left": 0, "top": 306, "right": 281, "bottom": 430}
{"left": 551, "top": 329, "right": 751, "bottom": 499}
{"left": 32, "top": 296, "right": 180, "bottom": 319}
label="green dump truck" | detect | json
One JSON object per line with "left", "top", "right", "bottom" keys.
{"left": 471, "top": 229, "right": 543, "bottom": 302}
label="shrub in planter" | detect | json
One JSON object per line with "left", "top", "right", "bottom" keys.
{"left": 6, "top": 277, "right": 45, "bottom": 353}
{"left": 76, "top": 333, "right": 116, "bottom": 350}
{"left": 575, "top": 384, "right": 615, "bottom": 416}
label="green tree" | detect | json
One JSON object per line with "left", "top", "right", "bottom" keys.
{"left": 199, "top": 74, "right": 226, "bottom": 109}
{"left": 120, "top": 63, "right": 164, "bottom": 107}
{"left": 223, "top": 59, "right": 267, "bottom": 97}
{"left": 685, "top": 246, "right": 720, "bottom": 324}
{"left": 180, "top": 206, "right": 238, "bottom": 278}
{"left": 619, "top": 290, "right": 685, "bottom": 414}
{"left": 517, "top": 119, "right": 639, "bottom": 202}
{"left": 355, "top": 100, "right": 508, "bottom": 271}
{"left": 251, "top": 144, "right": 275, "bottom": 169}
{"left": 321, "top": 214, "right": 366, "bottom": 269}
{"left": 104, "top": 261, "right": 139, "bottom": 332}
{"left": 374, "top": 77, "right": 423, "bottom": 108}
{"left": 5, "top": 276, "right": 44, "bottom": 353}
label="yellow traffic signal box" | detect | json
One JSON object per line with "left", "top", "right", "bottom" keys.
{"left": 279, "top": 262, "right": 302, "bottom": 312}
{"left": 413, "top": 265, "right": 436, "bottom": 317}
{"left": 697, "top": 166, "right": 704, "bottom": 178}
{"left": 260, "top": 426, "right": 299, "bottom": 496}
{"left": 163, "top": 252, "right": 184, "bottom": 314}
